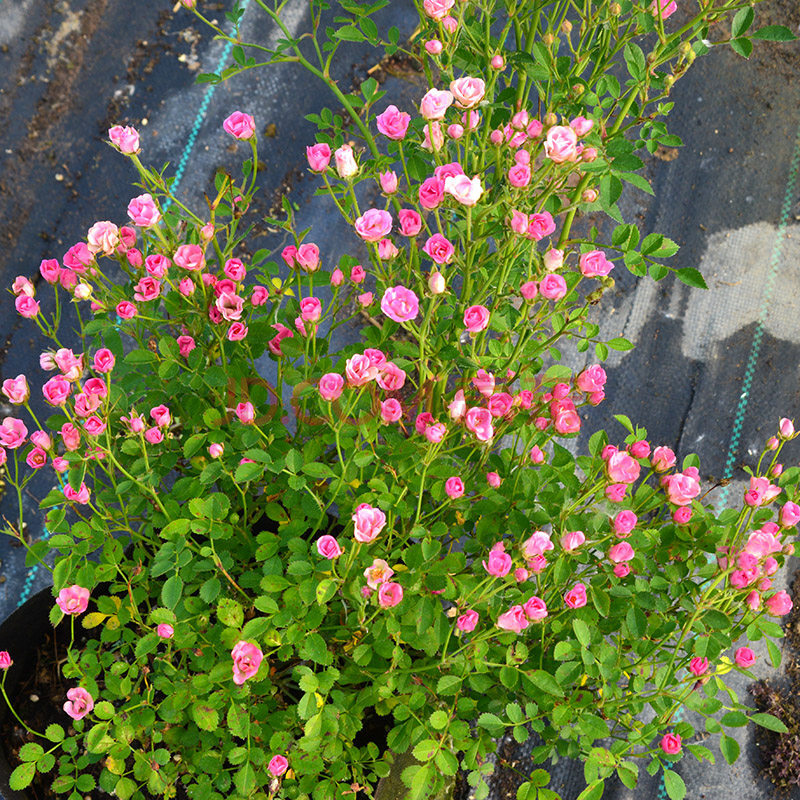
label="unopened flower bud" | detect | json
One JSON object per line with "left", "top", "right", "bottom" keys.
{"left": 609, "top": 2, "right": 621, "bottom": 14}
{"left": 560, "top": 20, "right": 572, "bottom": 34}
{"left": 772, "top": 463, "right": 783, "bottom": 478}
{"left": 425, "top": 39, "right": 443, "bottom": 55}
{"left": 582, "top": 188, "right": 598, "bottom": 203}
{"left": 767, "top": 437, "right": 779, "bottom": 451}
{"left": 491, "top": 55, "right": 505, "bottom": 69}
{"left": 544, "top": 112, "right": 557, "bottom": 128}
{"left": 571, "top": 83, "right": 584, "bottom": 96}
{"left": 543, "top": 32, "right": 555, "bottom": 46}
{"left": 429, "top": 271, "right": 446, "bottom": 295}
{"left": 447, "top": 123, "right": 464, "bottom": 139}
{"left": 779, "top": 418, "right": 795, "bottom": 439}
{"left": 679, "top": 41, "right": 693, "bottom": 57}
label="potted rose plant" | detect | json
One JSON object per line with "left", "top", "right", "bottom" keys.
{"left": 1, "top": 0, "right": 798, "bottom": 799}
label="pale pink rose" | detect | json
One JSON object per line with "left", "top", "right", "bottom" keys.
{"left": 144, "top": 427, "right": 163, "bottom": 445}
{"left": 381, "top": 286, "right": 419, "bottom": 323}
{"left": 444, "top": 174, "right": 483, "bottom": 206}
{"left": 379, "top": 170, "right": 398, "bottom": 194}
{"left": 222, "top": 258, "right": 246, "bottom": 282}
{"left": 449, "top": 77, "right": 485, "bottom": 109}
{"left": 12, "top": 276, "right": 34, "bottom": 297}
{"left": 352, "top": 503, "right": 387, "bottom": 543}
{"left": 0, "top": 652, "right": 12, "bottom": 670}
{"left": 606, "top": 484, "right": 627, "bottom": 503}
{"left": 0, "top": 417, "right": 27, "bottom": 450}
{"left": 510, "top": 209, "right": 529, "bottom": 235}
{"left": 745, "top": 475, "right": 781, "bottom": 507}
{"left": 378, "top": 582, "right": 403, "bottom": 608}
{"left": 364, "top": 559, "right": 394, "bottom": 589}
{"left": 231, "top": 640, "right": 263, "bottom": 684}
{"left": 422, "top": 121, "right": 445, "bottom": 151}
{"left": 472, "top": 369, "right": 495, "bottom": 397}
{"left": 564, "top": 583, "right": 588, "bottom": 609}
{"left": 268, "top": 755, "right": 289, "bottom": 777}
{"left": 608, "top": 542, "right": 635, "bottom": 563}
{"left": 380, "top": 398, "right": 402, "bottom": 423}
{"left": 127, "top": 193, "right": 161, "bottom": 227}
{"left": 319, "top": 373, "right": 345, "bottom": 401}
{"left": 422, "top": 0, "right": 454, "bottom": 20}
{"left": 377, "top": 240, "right": 398, "bottom": 261}
{"left": 483, "top": 547, "right": 512, "bottom": 576}
{"left": 523, "top": 596, "right": 548, "bottom": 621}
{"left": 543, "top": 248, "right": 564, "bottom": 271}
{"left": 486, "top": 472, "right": 502, "bottom": 488}
{"left": 345, "top": 354, "right": 378, "bottom": 387}
{"left": 570, "top": 116, "right": 594, "bottom": 136}
{"left": 178, "top": 278, "right": 195, "bottom": 297}
{"left": 86, "top": 221, "right": 119, "bottom": 256}
{"left": 376, "top": 105, "right": 411, "bottom": 140}
{"left": 429, "top": 272, "right": 446, "bottom": 294}
{"left": 651, "top": 446, "right": 676, "bottom": 472}
{"left": 445, "top": 476, "right": 464, "bottom": 498}
{"left": 734, "top": 647, "right": 756, "bottom": 668}
{"left": 306, "top": 143, "right": 331, "bottom": 172}
{"left": 779, "top": 418, "right": 795, "bottom": 439}
{"left": 364, "top": 349, "right": 387, "bottom": 367}
{"left": 423, "top": 234, "right": 455, "bottom": 265}
{"left": 30, "top": 431, "right": 51, "bottom": 450}
{"left": 780, "top": 502, "right": 800, "bottom": 527}
{"left": 464, "top": 305, "right": 490, "bottom": 333}
{"left": 157, "top": 624, "right": 174, "bottom": 639}
{"left": 579, "top": 250, "right": 615, "bottom": 278}
{"left": 660, "top": 734, "right": 681, "bottom": 755}
{"left": 664, "top": 472, "right": 701, "bottom": 506}
{"left": 448, "top": 123, "right": 464, "bottom": 139}
{"left": 491, "top": 54, "right": 504, "bottom": 69}
{"left": 60, "top": 423, "right": 81, "bottom": 451}
{"left": 173, "top": 244, "right": 205, "bottom": 272}
{"left": 448, "top": 389, "right": 466, "bottom": 421}
{"left": 456, "top": 610, "right": 479, "bottom": 632}
{"left": 544, "top": 126, "right": 579, "bottom": 163}
{"left": 150, "top": 405, "right": 170, "bottom": 427}
{"left": 56, "top": 585, "right": 90, "bottom": 615}
{"left": 398, "top": 209, "right": 422, "bottom": 237}
{"left": 527, "top": 212, "right": 555, "bottom": 241}
{"left": 317, "top": 534, "right": 343, "bottom": 559}
{"left": 420, "top": 88, "right": 454, "bottom": 121}
{"left": 300, "top": 297, "right": 322, "bottom": 323}
{"left": 376, "top": 363, "right": 406, "bottom": 392}
{"left": 292, "top": 243, "right": 319, "bottom": 273}
{"left": 223, "top": 111, "right": 255, "bottom": 140}
{"left": 539, "top": 274, "right": 567, "bottom": 300}
{"left": 465, "top": 407, "right": 494, "bottom": 441}
{"left": 334, "top": 144, "right": 358, "bottom": 178}
{"left": 443, "top": 16, "right": 457, "bottom": 33}
{"left": 607, "top": 451, "right": 641, "bottom": 484}
{"left": 650, "top": 0, "right": 677, "bottom": 19}
{"left": 108, "top": 125, "right": 139, "bottom": 154}
{"left": 2, "top": 375, "right": 29, "bottom": 405}
{"left": 208, "top": 443, "right": 224, "bottom": 460}
{"left": 497, "top": 605, "right": 529, "bottom": 633}
{"left": 63, "top": 687, "right": 94, "bottom": 720}
{"left": 560, "top": 531, "right": 585, "bottom": 552}
{"left": 355, "top": 209, "right": 393, "bottom": 242}
{"left": 521, "top": 531, "right": 554, "bottom": 559}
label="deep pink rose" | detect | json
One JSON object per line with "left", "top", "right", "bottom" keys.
{"left": 564, "top": 583, "right": 587, "bottom": 609}
{"left": 664, "top": 472, "right": 701, "bottom": 506}
{"left": 56, "top": 585, "right": 90, "bottom": 615}
{"left": 0, "top": 417, "right": 28, "bottom": 448}
{"left": 456, "top": 610, "right": 479, "bottom": 632}
{"left": 381, "top": 286, "right": 419, "bottom": 323}
{"left": 223, "top": 111, "right": 256, "bottom": 140}
{"left": 378, "top": 582, "right": 403, "bottom": 608}
{"left": 660, "top": 733, "right": 681, "bottom": 755}
{"left": 464, "top": 305, "right": 490, "bottom": 333}
{"left": 734, "top": 647, "right": 756, "bottom": 668}
{"left": 483, "top": 547, "right": 512, "bottom": 577}
{"left": 398, "top": 209, "right": 422, "bottom": 237}
{"left": 352, "top": 503, "right": 386, "bottom": 543}
{"left": 231, "top": 640, "right": 263, "bottom": 684}
{"left": 306, "top": 143, "right": 331, "bottom": 172}
{"left": 268, "top": 755, "right": 289, "bottom": 777}
{"left": 108, "top": 125, "right": 139, "bottom": 154}
{"left": 376, "top": 105, "right": 411, "bottom": 140}
{"left": 607, "top": 451, "right": 641, "bottom": 484}
{"left": 465, "top": 407, "right": 494, "bottom": 441}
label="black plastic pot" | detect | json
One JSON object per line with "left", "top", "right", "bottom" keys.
{"left": 0, "top": 588, "right": 56, "bottom": 800}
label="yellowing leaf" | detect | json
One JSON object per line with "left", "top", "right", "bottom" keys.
{"left": 82, "top": 612, "right": 108, "bottom": 629}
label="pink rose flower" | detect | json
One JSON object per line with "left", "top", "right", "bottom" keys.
{"left": 507, "top": 163, "right": 531, "bottom": 188}
{"left": 223, "top": 111, "right": 256, "bottom": 140}
{"left": 0, "top": 652, "right": 12, "bottom": 670}
{"left": 456, "top": 610, "right": 479, "bottom": 633}
{"left": 108, "top": 125, "right": 140, "bottom": 154}
{"left": 539, "top": 274, "right": 567, "bottom": 300}
{"left": 650, "top": 0, "right": 677, "bottom": 19}
{"left": 177, "top": 336, "right": 196, "bottom": 358}
{"left": 376, "top": 105, "right": 411, "bottom": 140}
{"left": 527, "top": 212, "right": 556, "bottom": 241}
{"left": 381, "top": 286, "right": 419, "bottom": 323}
{"left": 544, "top": 126, "right": 579, "bottom": 163}
{"left": 156, "top": 624, "right": 174, "bottom": 639}
{"left": 444, "top": 174, "right": 483, "bottom": 206}
{"left": 420, "top": 88, "right": 454, "bottom": 120}
{"left": 464, "top": 305, "right": 490, "bottom": 333}
{"left": 483, "top": 547, "right": 512, "bottom": 577}
{"left": 423, "top": 0, "right": 454, "bottom": 20}
{"left": 664, "top": 472, "right": 701, "bottom": 506}
{"left": 613, "top": 510, "right": 638, "bottom": 537}
{"left": 418, "top": 176, "right": 445, "bottom": 210}
{"left": 579, "top": 250, "right": 615, "bottom": 278}
{"left": 564, "top": 583, "right": 587, "bottom": 609}
{"left": 0, "top": 417, "right": 28, "bottom": 449}
{"left": 2, "top": 375, "right": 29, "bottom": 405}
{"left": 231, "top": 640, "right": 263, "bottom": 684}
{"left": 607, "top": 451, "right": 641, "bottom": 484}
{"left": 609, "top": 543, "right": 635, "bottom": 564}
{"left": 334, "top": 144, "right": 358, "bottom": 178}
{"left": 560, "top": 531, "right": 585, "bottom": 552}
{"left": 423, "top": 233, "right": 455, "bottom": 265}
{"left": 651, "top": 446, "right": 676, "bottom": 472}
{"left": 379, "top": 170, "right": 398, "bottom": 194}
{"left": 398, "top": 209, "right": 422, "bottom": 237}
{"left": 268, "top": 755, "right": 289, "bottom": 777}
{"left": 734, "top": 647, "right": 756, "bottom": 668}
{"left": 15, "top": 295, "right": 40, "bottom": 318}
{"left": 355, "top": 209, "right": 393, "bottom": 242}
{"left": 487, "top": 471, "right": 502, "bottom": 488}
{"left": 497, "top": 605, "right": 529, "bottom": 633}
{"left": 352, "top": 503, "right": 387, "bottom": 543}
{"left": 174, "top": 244, "right": 205, "bottom": 271}
{"left": 378, "top": 582, "right": 403, "bottom": 608}
{"left": 445, "top": 477, "right": 464, "bottom": 499}
{"left": 449, "top": 77, "right": 485, "bottom": 109}
{"left": 56, "top": 585, "right": 90, "bottom": 615}
{"left": 523, "top": 596, "right": 548, "bottom": 621}
{"left": 380, "top": 399, "right": 402, "bottom": 423}
{"left": 465, "top": 407, "right": 494, "bottom": 441}
{"left": 376, "top": 362, "right": 406, "bottom": 392}
{"left": 689, "top": 656, "right": 709, "bottom": 676}
{"left": 63, "top": 687, "right": 94, "bottom": 720}
{"left": 316, "top": 535, "right": 342, "bottom": 560}
{"left": 766, "top": 590, "right": 793, "bottom": 616}
{"left": 660, "top": 733, "right": 682, "bottom": 755}
{"left": 306, "top": 143, "right": 331, "bottom": 172}
{"left": 345, "top": 355, "right": 378, "bottom": 387}
{"left": 39, "top": 258, "right": 61, "bottom": 284}
{"left": 521, "top": 531, "right": 554, "bottom": 559}
{"left": 127, "top": 193, "right": 161, "bottom": 227}
{"left": 364, "top": 558, "right": 394, "bottom": 589}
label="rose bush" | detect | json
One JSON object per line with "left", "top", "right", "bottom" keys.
{"left": 1, "top": 1, "right": 798, "bottom": 800}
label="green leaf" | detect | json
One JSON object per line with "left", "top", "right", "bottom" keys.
{"left": 412, "top": 739, "right": 439, "bottom": 762}
{"left": 436, "top": 675, "right": 462, "bottom": 695}
{"left": 45, "top": 723, "right": 65, "bottom": 743}
{"left": 430, "top": 710, "right": 449, "bottom": 729}
{"left": 766, "top": 638, "right": 782, "bottom": 668}
{"left": 576, "top": 779, "right": 604, "bottom": 800}
{"left": 334, "top": 24, "right": 365, "bottom": 42}
{"left": 302, "top": 462, "right": 335, "bottom": 479}
{"left": 730, "top": 37, "right": 753, "bottom": 59}
{"left": 731, "top": 6, "right": 754, "bottom": 38}
{"left": 161, "top": 575, "right": 183, "bottom": 609}
{"left": 664, "top": 770, "right": 686, "bottom": 800}
{"left": 719, "top": 733, "right": 740, "bottom": 764}
{"left": 721, "top": 711, "right": 748, "bottom": 727}
{"left": 751, "top": 25, "right": 797, "bottom": 41}
{"left": 316, "top": 578, "right": 337, "bottom": 605}
{"left": 529, "top": 669, "right": 564, "bottom": 697}
{"left": 217, "top": 598, "right": 244, "bottom": 628}
{"left": 573, "top": 619, "right": 591, "bottom": 647}
{"left": 477, "top": 712, "right": 505, "bottom": 736}
{"left": 192, "top": 703, "right": 220, "bottom": 731}
{"left": 51, "top": 775, "right": 75, "bottom": 794}
{"left": 234, "top": 763, "right": 257, "bottom": 796}
{"left": 751, "top": 712, "right": 789, "bottom": 733}
{"left": 675, "top": 268, "right": 708, "bottom": 289}
{"left": 623, "top": 42, "right": 645, "bottom": 80}
{"left": 9, "top": 762, "right": 36, "bottom": 791}
{"left": 228, "top": 704, "right": 251, "bottom": 738}
{"left": 19, "top": 743, "right": 44, "bottom": 761}
{"left": 608, "top": 337, "right": 634, "bottom": 351}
